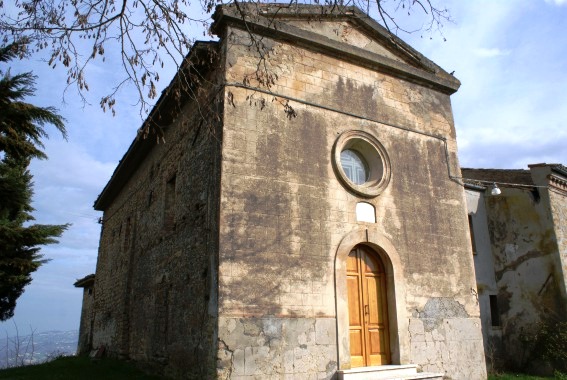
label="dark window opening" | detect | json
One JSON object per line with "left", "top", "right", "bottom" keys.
{"left": 468, "top": 214, "right": 477, "bottom": 255}
{"left": 530, "top": 188, "right": 541, "bottom": 203}
{"left": 148, "top": 190, "right": 154, "bottom": 207}
{"left": 490, "top": 295, "right": 501, "bottom": 327}
{"left": 164, "top": 175, "right": 177, "bottom": 230}
{"left": 123, "top": 217, "right": 131, "bottom": 251}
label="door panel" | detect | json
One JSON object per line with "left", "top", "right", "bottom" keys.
{"left": 347, "top": 246, "right": 391, "bottom": 367}
{"left": 349, "top": 330, "right": 365, "bottom": 368}
{"left": 366, "top": 277, "right": 380, "bottom": 325}
{"left": 347, "top": 257, "right": 365, "bottom": 366}
{"left": 347, "top": 277, "right": 362, "bottom": 326}
{"left": 347, "top": 252, "right": 359, "bottom": 272}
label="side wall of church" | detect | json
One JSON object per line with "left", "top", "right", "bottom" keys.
{"left": 216, "top": 26, "right": 485, "bottom": 380}
{"left": 91, "top": 82, "right": 223, "bottom": 378}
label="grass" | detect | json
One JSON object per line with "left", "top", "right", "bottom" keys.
{"left": 0, "top": 355, "right": 164, "bottom": 379}
{"left": 489, "top": 374, "right": 564, "bottom": 380}
{"left": 1, "top": 358, "right": 563, "bottom": 380}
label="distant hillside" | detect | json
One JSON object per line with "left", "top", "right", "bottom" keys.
{"left": 0, "top": 330, "right": 78, "bottom": 369}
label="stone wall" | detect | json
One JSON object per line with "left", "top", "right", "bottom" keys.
{"left": 529, "top": 165, "right": 567, "bottom": 304}
{"left": 92, "top": 74, "right": 223, "bottom": 378}
{"left": 216, "top": 24, "right": 484, "bottom": 379}
{"left": 484, "top": 184, "right": 566, "bottom": 370}
{"left": 549, "top": 188, "right": 567, "bottom": 298}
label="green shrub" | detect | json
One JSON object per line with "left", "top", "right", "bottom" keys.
{"left": 520, "top": 318, "right": 567, "bottom": 374}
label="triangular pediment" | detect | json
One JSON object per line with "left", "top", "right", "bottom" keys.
{"left": 286, "top": 20, "right": 406, "bottom": 64}
{"left": 212, "top": 3, "right": 460, "bottom": 94}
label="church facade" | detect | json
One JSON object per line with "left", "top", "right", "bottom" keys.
{"left": 82, "top": 4, "right": 487, "bottom": 379}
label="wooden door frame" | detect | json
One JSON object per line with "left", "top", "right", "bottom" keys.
{"left": 334, "top": 228, "right": 410, "bottom": 370}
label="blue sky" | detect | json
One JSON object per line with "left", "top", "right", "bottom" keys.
{"left": 1, "top": 0, "right": 566, "bottom": 337}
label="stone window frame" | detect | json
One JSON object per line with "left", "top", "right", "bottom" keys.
{"left": 332, "top": 130, "right": 391, "bottom": 198}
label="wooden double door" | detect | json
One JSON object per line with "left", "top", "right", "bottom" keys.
{"left": 347, "top": 245, "right": 391, "bottom": 367}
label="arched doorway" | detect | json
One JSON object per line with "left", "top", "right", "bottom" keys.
{"left": 347, "top": 244, "right": 391, "bottom": 367}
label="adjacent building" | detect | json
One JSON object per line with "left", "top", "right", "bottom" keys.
{"left": 464, "top": 164, "right": 567, "bottom": 373}
{"left": 74, "top": 274, "right": 95, "bottom": 355}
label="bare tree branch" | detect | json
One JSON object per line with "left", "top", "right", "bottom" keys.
{"left": 0, "top": 0, "right": 451, "bottom": 129}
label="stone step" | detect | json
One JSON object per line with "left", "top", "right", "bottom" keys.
{"left": 337, "top": 365, "right": 444, "bottom": 380}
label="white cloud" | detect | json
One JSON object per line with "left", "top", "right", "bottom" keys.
{"left": 32, "top": 139, "right": 116, "bottom": 191}
{"left": 403, "top": 0, "right": 567, "bottom": 169}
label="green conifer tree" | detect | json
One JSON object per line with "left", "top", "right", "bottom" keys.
{"left": 0, "top": 41, "right": 69, "bottom": 321}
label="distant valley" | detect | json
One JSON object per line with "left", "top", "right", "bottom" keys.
{"left": 0, "top": 330, "right": 78, "bottom": 369}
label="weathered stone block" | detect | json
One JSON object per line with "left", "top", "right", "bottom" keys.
{"left": 315, "top": 318, "right": 336, "bottom": 345}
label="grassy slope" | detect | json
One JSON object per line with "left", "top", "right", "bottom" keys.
{"left": 0, "top": 356, "right": 164, "bottom": 380}
{"left": 1, "top": 357, "right": 563, "bottom": 380}
{"left": 489, "top": 374, "right": 560, "bottom": 380}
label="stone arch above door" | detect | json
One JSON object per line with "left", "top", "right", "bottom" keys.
{"left": 334, "top": 228, "right": 410, "bottom": 370}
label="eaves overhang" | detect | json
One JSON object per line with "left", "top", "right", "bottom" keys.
{"left": 74, "top": 274, "right": 95, "bottom": 288}
{"left": 212, "top": 3, "right": 460, "bottom": 94}
{"left": 93, "top": 41, "right": 219, "bottom": 211}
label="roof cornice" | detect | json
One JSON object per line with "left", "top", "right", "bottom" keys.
{"left": 552, "top": 164, "right": 567, "bottom": 177}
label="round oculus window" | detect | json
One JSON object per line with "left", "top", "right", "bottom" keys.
{"left": 332, "top": 130, "right": 391, "bottom": 197}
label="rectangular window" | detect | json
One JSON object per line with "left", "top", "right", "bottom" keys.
{"left": 123, "top": 217, "right": 131, "bottom": 251}
{"left": 148, "top": 190, "right": 154, "bottom": 207}
{"left": 164, "top": 175, "right": 177, "bottom": 230}
{"left": 490, "top": 295, "right": 501, "bottom": 327}
{"left": 468, "top": 214, "right": 477, "bottom": 255}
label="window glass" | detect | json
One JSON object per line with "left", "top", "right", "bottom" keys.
{"left": 356, "top": 202, "right": 376, "bottom": 223}
{"left": 340, "top": 149, "right": 368, "bottom": 185}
